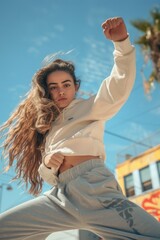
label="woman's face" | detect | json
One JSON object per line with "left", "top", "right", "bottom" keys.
{"left": 47, "top": 71, "right": 78, "bottom": 110}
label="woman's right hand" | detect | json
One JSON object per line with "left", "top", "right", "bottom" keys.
{"left": 43, "top": 152, "right": 65, "bottom": 171}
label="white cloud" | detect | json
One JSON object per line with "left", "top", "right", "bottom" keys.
{"left": 79, "top": 36, "right": 114, "bottom": 95}
{"left": 28, "top": 47, "right": 39, "bottom": 55}
{"left": 27, "top": 23, "right": 64, "bottom": 56}
{"left": 54, "top": 24, "right": 64, "bottom": 32}
{"left": 32, "top": 36, "right": 49, "bottom": 47}
{"left": 7, "top": 85, "right": 29, "bottom": 101}
{"left": 27, "top": 35, "right": 50, "bottom": 55}
{"left": 41, "top": 49, "right": 75, "bottom": 67}
{"left": 8, "top": 84, "right": 27, "bottom": 93}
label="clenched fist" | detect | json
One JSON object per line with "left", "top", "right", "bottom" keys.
{"left": 102, "top": 17, "right": 128, "bottom": 42}
{"left": 44, "top": 152, "right": 64, "bottom": 172}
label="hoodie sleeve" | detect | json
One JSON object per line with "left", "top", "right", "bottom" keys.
{"left": 90, "top": 36, "right": 136, "bottom": 120}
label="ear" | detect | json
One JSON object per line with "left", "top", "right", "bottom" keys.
{"left": 75, "top": 83, "right": 79, "bottom": 92}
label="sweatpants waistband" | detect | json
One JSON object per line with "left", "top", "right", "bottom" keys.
{"left": 58, "top": 159, "right": 105, "bottom": 184}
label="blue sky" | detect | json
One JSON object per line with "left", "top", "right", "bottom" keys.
{"left": 0, "top": 0, "right": 160, "bottom": 212}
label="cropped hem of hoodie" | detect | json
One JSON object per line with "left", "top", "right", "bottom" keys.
{"left": 38, "top": 36, "right": 136, "bottom": 185}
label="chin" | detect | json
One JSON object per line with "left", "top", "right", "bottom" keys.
{"left": 59, "top": 104, "right": 67, "bottom": 109}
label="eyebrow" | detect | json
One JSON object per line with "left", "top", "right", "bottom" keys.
{"left": 48, "top": 79, "right": 72, "bottom": 86}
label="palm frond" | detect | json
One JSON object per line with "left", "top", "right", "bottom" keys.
{"left": 149, "top": 70, "right": 157, "bottom": 82}
{"left": 131, "top": 8, "right": 160, "bottom": 91}
{"left": 134, "top": 35, "right": 150, "bottom": 46}
{"left": 131, "top": 20, "right": 152, "bottom": 32}
{"left": 150, "top": 8, "right": 160, "bottom": 23}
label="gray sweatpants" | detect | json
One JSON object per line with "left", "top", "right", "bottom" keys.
{"left": 0, "top": 159, "right": 160, "bottom": 240}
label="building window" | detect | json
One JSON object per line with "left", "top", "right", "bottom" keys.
{"left": 157, "top": 160, "right": 160, "bottom": 179}
{"left": 140, "top": 166, "right": 152, "bottom": 192}
{"left": 124, "top": 173, "right": 135, "bottom": 197}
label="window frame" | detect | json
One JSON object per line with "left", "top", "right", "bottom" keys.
{"left": 124, "top": 173, "right": 135, "bottom": 197}
{"left": 157, "top": 160, "right": 160, "bottom": 179}
{"left": 139, "top": 166, "right": 152, "bottom": 192}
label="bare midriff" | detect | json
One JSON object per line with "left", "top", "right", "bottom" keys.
{"left": 58, "top": 155, "right": 101, "bottom": 174}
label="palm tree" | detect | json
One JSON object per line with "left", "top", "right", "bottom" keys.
{"left": 131, "top": 8, "right": 160, "bottom": 94}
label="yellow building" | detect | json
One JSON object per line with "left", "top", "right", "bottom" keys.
{"left": 116, "top": 144, "right": 160, "bottom": 221}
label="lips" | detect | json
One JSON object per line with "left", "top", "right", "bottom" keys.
{"left": 58, "top": 98, "right": 67, "bottom": 101}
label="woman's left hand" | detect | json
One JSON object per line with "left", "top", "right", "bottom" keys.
{"left": 102, "top": 17, "right": 128, "bottom": 42}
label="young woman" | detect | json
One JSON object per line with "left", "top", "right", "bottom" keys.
{"left": 0, "top": 17, "right": 160, "bottom": 240}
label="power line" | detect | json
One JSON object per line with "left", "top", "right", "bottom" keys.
{"left": 105, "top": 130, "right": 152, "bottom": 148}
{"left": 109, "top": 103, "right": 160, "bottom": 129}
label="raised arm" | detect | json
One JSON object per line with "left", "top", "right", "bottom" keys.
{"left": 89, "top": 17, "right": 136, "bottom": 121}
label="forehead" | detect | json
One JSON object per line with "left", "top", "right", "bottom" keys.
{"left": 47, "top": 71, "right": 74, "bottom": 85}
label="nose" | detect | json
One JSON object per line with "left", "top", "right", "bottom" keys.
{"left": 58, "top": 88, "right": 65, "bottom": 96}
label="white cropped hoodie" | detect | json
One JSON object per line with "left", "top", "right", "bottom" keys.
{"left": 38, "top": 37, "right": 136, "bottom": 185}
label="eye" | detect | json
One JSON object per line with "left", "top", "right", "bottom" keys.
{"left": 49, "top": 86, "right": 57, "bottom": 91}
{"left": 64, "top": 83, "right": 71, "bottom": 88}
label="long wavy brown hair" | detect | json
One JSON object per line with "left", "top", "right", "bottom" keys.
{"left": 0, "top": 59, "right": 80, "bottom": 195}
